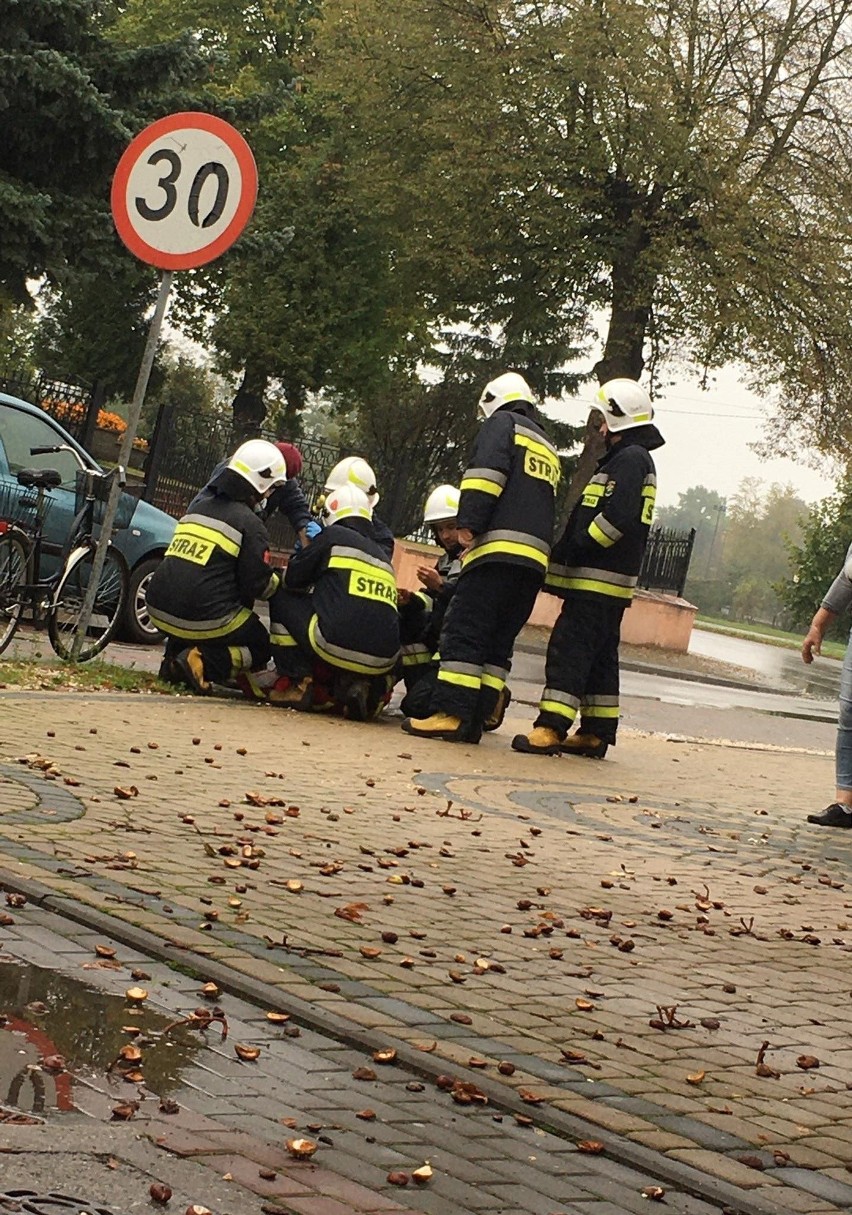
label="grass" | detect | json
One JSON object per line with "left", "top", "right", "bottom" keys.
{"left": 695, "top": 615, "right": 846, "bottom": 660}
{"left": 0, "top": 658, "right": 180, "bottom": 694}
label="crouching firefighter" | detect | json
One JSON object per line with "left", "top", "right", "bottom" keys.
{"left": 147, "top": 440, "right": 287, "bottom": 694}
{"left": 265, "top": 484, "right": 400, "bottom": 719}
{"left": 403, "top": 371, "right": 559, "bottom": 743}
{"left": 512, "top": 378, "right": 664, "bottom": 758}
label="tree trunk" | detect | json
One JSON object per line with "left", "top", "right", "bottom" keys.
{"left": 231, "top": 361, "right": 268, "bottom": 440}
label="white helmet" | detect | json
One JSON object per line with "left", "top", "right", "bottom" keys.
{"left": 423, "top": 484, "right": 460, "bottom": 525}
{"left": 593, "top": 379, "right": 654, "bottom": 432}
{"left": 227, "top": 440, "right": 287, "bottom": 495}
{"left": 478, "top": 371, "right": 534, "bottom": 419}
{"left": 322, "top": 483, "right": 373, "bottom": 524}
{"left": 324, "top": 456, "right": 379, "bottom": 507}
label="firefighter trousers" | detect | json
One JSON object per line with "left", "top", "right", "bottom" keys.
{"left": 163, "top": 613, "right": 271, "bottom": 684}
{"left": 429, "top": 564, "right": 542, "bottom": 726}
{"left": 534, "top": 592, "right": 626, "bottom": 743}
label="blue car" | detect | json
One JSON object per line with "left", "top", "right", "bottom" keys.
{"left": 0, "top": 391, "right": 177, "bottom": 644}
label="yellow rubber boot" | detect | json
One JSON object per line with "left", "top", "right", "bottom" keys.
{"left": 510, "top": 726, "right": 563, "bottom": 755}
{"left": 401, "top": 713, "right": 475, "bottom": 743}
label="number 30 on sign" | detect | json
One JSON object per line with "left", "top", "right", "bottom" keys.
{"left": 111, "top": 112, "right": 258, "bottom": 270}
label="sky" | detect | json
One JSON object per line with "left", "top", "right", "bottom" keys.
{"left": 544, "top": 364, "right": 836, "bottom": 511}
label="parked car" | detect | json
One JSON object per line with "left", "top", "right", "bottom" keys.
{"left": 0, "top": 391, "right": 176, "bottom": 644}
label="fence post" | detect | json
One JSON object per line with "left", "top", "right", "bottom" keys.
{"left": 141, "top": 400, "right": 173, "bottom": 503}
{"left": 80, "top": 380, "right": 105, "bottom": 451}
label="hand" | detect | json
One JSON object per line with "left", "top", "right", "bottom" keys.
{"left": 417, "top": 566, "right": 443, "bottom": 592}
{"left": 457, "top": 528, "right": 475, "bottom": 548}
{"left": 397, "top": 588, "right": 412, "bottom": 605}
{"left": 802, "top": 624, "right": 824, "bottom": 664}
{"left": 305, "top": 520, "right": 322, "bottom": 539}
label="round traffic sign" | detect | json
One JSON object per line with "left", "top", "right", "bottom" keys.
{"left": 111, "top": 112, "right": 258, "bottom": 270}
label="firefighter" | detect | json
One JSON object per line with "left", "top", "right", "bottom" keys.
{"left": 512, "top": 378, "right": 664, "bottom": 758}
{"left": 403, "top": 371, "right": 560, "bottom": 743}
{"left": 147, "top": 440, "right": 286, "bottom": 695}
{"left": 266, "top": 484, "right": 400, "bottom": 719}
{"left": 265, "top": 442, "right": 320, "bottom": 547}
{"left": 397, "top": 484, "right": 463, "bottom": 718}
{"left": 321, "top": 457, "right": 394, "bottom": 559}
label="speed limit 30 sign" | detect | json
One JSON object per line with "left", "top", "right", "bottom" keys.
{"left": 111, "top": 112, "right": 258, "bottom": 270}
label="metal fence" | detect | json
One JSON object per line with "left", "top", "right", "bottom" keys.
{"left": 638, "top": 527, "right": 696, "bottom": 598}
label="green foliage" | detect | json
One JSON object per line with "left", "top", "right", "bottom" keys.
{"left": 782, "top": 484, "right": 852, "bottom": 636}
{"left": 0, "top": 0, "right": 209, "bottom": 303}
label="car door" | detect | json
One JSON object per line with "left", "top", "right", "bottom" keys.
{"left": 0, "top": 401, "right": 92, "bottom": 572}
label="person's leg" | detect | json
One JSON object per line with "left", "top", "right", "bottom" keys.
{"left": 177, "top": 613, "right": 271, "bottom": 693}
{"left": 512, "top": 594, "right": 600, "bottom": 754}
{"left": 477, "top": 568, "right": 542, "bottom": 730}
{"left": 403, "top": 566, "right": 501, "bottom": 741}
{"left": 808, "top": 632, "right": 852, "bottom": 826}
{"left": 567, "top": 600, "right": 626, "bottom": 755}
{"left": 268, "top": 589, "right": 314, "bottom": 679}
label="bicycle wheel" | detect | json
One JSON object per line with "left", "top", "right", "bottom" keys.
{"left": 0, "top": 529, "right": 30, "bottom": 656}
{"left": 48, "top": 544, "right": 129, "bottom": 662}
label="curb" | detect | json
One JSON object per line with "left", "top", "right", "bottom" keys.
{"left": 0, "top": 864, "right": 800, "bottom": 1215}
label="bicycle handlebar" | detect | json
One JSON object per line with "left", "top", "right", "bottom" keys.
{"left": 30, "top": 444, "right": 89, "bottom": 471}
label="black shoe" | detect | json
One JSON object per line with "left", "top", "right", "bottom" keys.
{"left": 807, "top": 803, "right": 852, "bottom": 827}
{"left": 175, "top": 646, "right": 211, "bottom": 695}
{"left": 343, "top": 678, "right": 370, "bottom": 722}
{"left": 157, "top": 654, "right": 185, "bottom": 686}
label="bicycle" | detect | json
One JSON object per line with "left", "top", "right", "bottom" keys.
{"left": 0, "top": 445, "right": 131, "bottom": 661}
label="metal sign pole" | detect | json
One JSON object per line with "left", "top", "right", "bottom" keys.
{"left": 69, "top": 270, "right": 174, "bottom": 661}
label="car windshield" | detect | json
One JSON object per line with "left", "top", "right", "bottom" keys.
{"left": 0, "top": 404, "right": 92, "bottom": 488}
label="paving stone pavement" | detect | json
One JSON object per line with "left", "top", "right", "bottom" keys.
{"left": 0, "top": 897, "right": 720, "bottom": 1214}
{"left": 0, "top": 690, "right": 849, "bottom": 1214}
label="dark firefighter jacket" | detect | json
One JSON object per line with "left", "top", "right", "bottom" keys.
{"left": 545, "top": 424, "right": 665, "bottom": 601}
{"left": 147, "top": 470, "right": 280, "bottom": 640}
{"left": 414, "top": 545, "right": 463, "bottom": 652}
{"left": 283, "top": 516, "right": 400, "bottom": 674}
{"left": 458, "top": 403, "right": 560, "bottom": 576}
{"left": 191, "top": 463, "right": 314, "bottom": 535}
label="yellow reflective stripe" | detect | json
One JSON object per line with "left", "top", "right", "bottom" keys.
{"left": 402, "top": 652, "right": 433, "bottom": 667}
{"left": 481, "top": 671, "right": 505, "bottom": 690}
{"left": 328, "top": 555, "right": 393, "bottom": 578}
{"left": 174, "top": 522, "right": 240, "bottom": 558}
{"left": 539, "top": 699, "right": 578, "bottom": 719}
{"left": 307, "top": 615, "right": 396, "bottom": 676}
{"left": 641, "top": 486, "right": 656, "bottom": 498}
{"left": 185, "top": 524, "right": 239, "bottom": 559}
{"left": 464, "top": 541, "right": 548, "bottom": 569}
{"left": 270, "top": 634, "right": 298, "bottom": 646}
{"left": 147, "top": 605, "right": 250, "bottom": 639}
{"left": 581, "top": 705, "right": 620, "bottom": 718}
{"left": 588, "top": 521, "right": 616, "bottom": 548}
{"left": 437, "top": 669, "right": 481, "bottom": 690}
{"left": 514, "top": 433, "right": 556, "bottom": 460}
{"left": 546, "top": 576, "right": 633, "bottom": 599}
{"left": 583, "top": 484, "right": 605, "bottom": 498}
{"left": 460, "top": 477, "right": 503, "bottom": 497}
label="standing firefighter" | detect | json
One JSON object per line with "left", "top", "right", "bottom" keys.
{"left": 403, "top": 371, "right": 560, "bottom": 743}
{"left": 266, "top": 484, "right": 400, "bottom": 719}
{"left": 147, "top": 440, "right": 286, "bottom": 694}
{"left": 513, "top": 379, "right": 664, "bottom": 757}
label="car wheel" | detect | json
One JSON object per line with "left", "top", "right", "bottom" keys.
{"left": 120, "top": 556, "right": 163, "bottom": 645}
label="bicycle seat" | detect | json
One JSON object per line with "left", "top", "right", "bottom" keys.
{"left": 16, "top": 468, "right": 63, "bottom": 489}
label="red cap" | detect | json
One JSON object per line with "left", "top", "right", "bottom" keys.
{"left": 275, "top": 441, "right": 303, "bottom": 479}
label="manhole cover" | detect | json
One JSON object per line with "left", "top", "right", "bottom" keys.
{"left": 0, "top": 1195, "right": 117, "bottom": 1215}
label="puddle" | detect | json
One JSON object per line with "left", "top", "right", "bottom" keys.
{"left": 0, "top": 960, "right": 201, "bottom": 1116}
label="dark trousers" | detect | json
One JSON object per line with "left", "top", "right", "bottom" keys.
{"left": 269, "top": 591, "right": 315, "bottom": 679}
{"left": 534, "top": 593, "right": 626, "bottom": 743}
{"left": 163, "top": 613, "right": 271, "bottom": 684}
{"left": 429, "top": 563, "right": 542, "bottom": 725}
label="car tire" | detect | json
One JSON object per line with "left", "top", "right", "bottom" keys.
{"left": 120, "top": 556, "right": 163, "bottom": 645}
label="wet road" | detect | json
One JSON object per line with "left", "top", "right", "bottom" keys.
{"left": 689, "top": 626, "right": 843, "bottom": 700}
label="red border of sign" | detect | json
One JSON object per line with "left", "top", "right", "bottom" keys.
{"left": 111, "top": 112, "right": 258, "bottom": 270}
